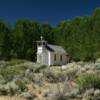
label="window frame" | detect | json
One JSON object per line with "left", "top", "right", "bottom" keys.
{"left": 60, "top": 55, "right": 62, "bottom": 61}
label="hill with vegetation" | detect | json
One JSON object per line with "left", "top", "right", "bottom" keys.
{"left": 0, "top": 59, "right": 99, "bottom": 100}
{"left": 0, "top": 7, "right": 100, "bottom": 62}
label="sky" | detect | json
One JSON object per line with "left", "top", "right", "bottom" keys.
{"left": 0, "top": 0, "right": 100, "bottom": 25}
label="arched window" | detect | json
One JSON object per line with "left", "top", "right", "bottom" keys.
{"left": 60, "top": 55, "right": 62, "bottom": 61}
{"left": 54, "top": 54, "right": 56, "bottom": 61}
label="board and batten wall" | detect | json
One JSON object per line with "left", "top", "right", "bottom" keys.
{"left": 48, "top": 52, "right": 67, "bottom": 66}
{"left": 37, "top": 46, "right": 68, "bottom": 66}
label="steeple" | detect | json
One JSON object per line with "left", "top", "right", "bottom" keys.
{"left": 37, "top": 35, "right": 47, "bottom": 47}
{"left": 40, "top": 35, "right": 43, "bottom": 41}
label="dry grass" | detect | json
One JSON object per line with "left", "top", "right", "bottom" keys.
{"left": 0, "top": 96, "right": 24, "bottom": 100}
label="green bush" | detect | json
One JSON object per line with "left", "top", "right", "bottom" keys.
{"left": 0, "top": 69, "right": 16, "bottom": 82}
{"left": 34, "top": 65, "right": 47, "bottom": 73}
{"left": 44, "top": 70, "right": 66, "bottom": 83}
{"left": 0, "top": 60, "right": 32, "bottom": 82}
{"left": 76, "top": 73, "right": 100, "bottom": 91}
{"left": 53, "top": 92, "right": 67, "bottom": 100}
{"left": 65, "top": 68, "right": 78, "bottom": 80}
{"left": 6, "top": 59, "right": 27, "bottom": 66}
{"left": 15, "top": 79, "right": 26, "bottom": 91}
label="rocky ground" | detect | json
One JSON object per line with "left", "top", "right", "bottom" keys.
{"left": 0, "top": 59, "right": 100, "bottom": 100}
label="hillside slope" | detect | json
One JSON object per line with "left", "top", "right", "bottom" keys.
{"left": 0, "top": 59, "right": 100, "bottom": 100}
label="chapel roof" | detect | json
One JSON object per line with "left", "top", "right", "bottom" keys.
{"left": 45, "top": 44, "right": 66, "bottom": 53}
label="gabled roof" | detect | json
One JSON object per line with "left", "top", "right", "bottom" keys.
{"left": 45, "top": 44, "right": 66, "bottom": 53}
{"left": 45, "top": 45, "right": 54, "bottom": 52}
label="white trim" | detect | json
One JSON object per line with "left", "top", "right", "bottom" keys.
{"left": 48, "top": 52, "right": 51, "bottom": 66}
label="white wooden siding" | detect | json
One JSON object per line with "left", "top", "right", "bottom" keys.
{"left": 37, "top": 45, "right": 68, "bottom": 66}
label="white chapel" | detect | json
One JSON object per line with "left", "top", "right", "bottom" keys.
{"left": 37, "top": 36, "right": 69, "bottom": 66}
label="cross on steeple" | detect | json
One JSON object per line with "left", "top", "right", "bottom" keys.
{"left": 37, "top": 34, "right": 47, "bottom": 47}
{"left": 40, "top": 35, "right": 43, "bottom": 41}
